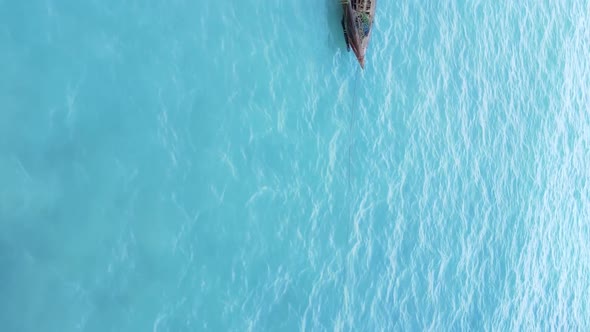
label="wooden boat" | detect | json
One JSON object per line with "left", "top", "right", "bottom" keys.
{"left": 341, "top": 0, "right": 376, "bottom": 69}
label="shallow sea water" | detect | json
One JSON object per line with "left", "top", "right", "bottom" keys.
{"left": 1, "top": 0, "right": 590, "bottom": 331}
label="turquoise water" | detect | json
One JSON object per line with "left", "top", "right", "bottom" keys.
{"left": 1, "top": 0, "right": 590, "bottom": 330}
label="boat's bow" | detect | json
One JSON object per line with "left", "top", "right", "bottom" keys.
{"left": 341, "top": 0, "right": 376, "bottom": 69}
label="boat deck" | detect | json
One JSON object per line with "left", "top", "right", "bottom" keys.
{"left": 351, "top": 0, "right": 374, "bottom": 15}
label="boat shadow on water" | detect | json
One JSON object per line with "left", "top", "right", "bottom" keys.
{"left": 324, "top": 0, "right": 348, "bottom": 52}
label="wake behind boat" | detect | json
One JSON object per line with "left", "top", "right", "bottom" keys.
{"left": 341, "top": 0, "right": 376, "bottom": 69}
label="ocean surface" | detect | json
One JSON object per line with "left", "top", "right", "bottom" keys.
{"left": 1, "top": 0, "right": 589, "bottom": 331}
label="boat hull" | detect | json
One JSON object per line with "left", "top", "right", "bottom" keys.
{"left": 341, "top": 0, "right": 376, "bottom": 68}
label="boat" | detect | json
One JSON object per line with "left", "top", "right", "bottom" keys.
{"left": 341, "top": 0, "right": 376, "bottom": 69}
